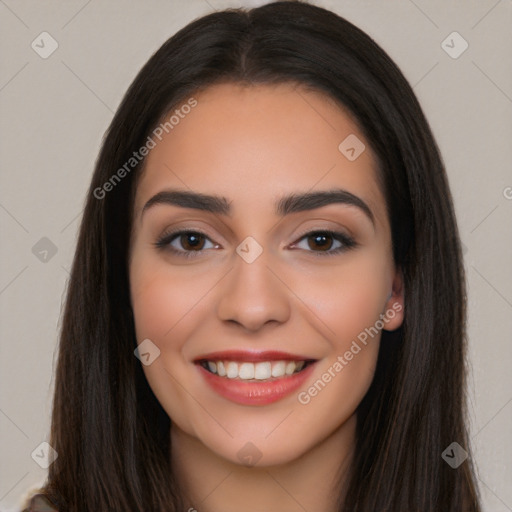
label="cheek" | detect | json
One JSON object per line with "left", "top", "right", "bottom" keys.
{"left": 293, "top": 268, "right": 388, "bottom": 422}
{"left": 129, "top": 257, "right": 216, "bottom": 431}
{"left": 289, "top": 251, "right": 391, "bottom": 349}
{"left": 131, "top": 274, "right": 180, "bottom": 342}
{"left": 130, "top": 254, "right": 213, "bottom": 343}
{"left": 289, "top": 253, "right": 390, "bottom": 401}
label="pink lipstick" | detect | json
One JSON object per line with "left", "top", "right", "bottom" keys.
{"left": 194, "top": 350, "right": 317, "bottom": 406}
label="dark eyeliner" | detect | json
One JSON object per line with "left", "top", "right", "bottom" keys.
{"left": 153, "top": 229, "right": 211, "bottom": 258}
{"left": 292, "top": 230, "right": 358, "bottom": 257}
{"left": 153, "top": 229, "right": 357, "bottom": 258}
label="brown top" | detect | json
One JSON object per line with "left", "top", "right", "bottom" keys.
{"left": 21, "top": 493, "right": 58, "bottom": 512}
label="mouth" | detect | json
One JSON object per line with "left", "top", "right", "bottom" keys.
{"left": 198, "top": 359, "right": 315, "bottom": 381}
{"left": 194, "top": 350, "right": 318, "bottom": 405}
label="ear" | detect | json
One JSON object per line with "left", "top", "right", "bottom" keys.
{"left": 382, "top": 267, "right": 404, "bottom": 332}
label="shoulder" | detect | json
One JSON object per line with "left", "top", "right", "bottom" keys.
{"left": 21, "top": 492, "right": 59, "bottom": 512}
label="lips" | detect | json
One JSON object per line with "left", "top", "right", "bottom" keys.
{"left": 194, "top": 350, "right": 317, "bottom": 405}
{"left": 194, "top": 350, "right": 312, "bottom": 362}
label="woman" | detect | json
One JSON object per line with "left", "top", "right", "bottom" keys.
{"left": 22, "top": 1, "right": 481, "bottom": 510}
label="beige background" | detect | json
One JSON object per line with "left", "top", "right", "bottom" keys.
{"left": 1, "top": 1, "right": 511, "bottom": 510}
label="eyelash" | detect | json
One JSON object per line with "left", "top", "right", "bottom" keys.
{"left": 153, "top": 229, "right": 358, "bottom": 259}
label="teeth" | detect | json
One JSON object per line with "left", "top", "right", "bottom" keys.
{"left": 285, "top": 361, "right": 297, "bottom": 375}
{"left": 217, "top": 361, "right": 226, "bottom": 377}
{"left": 271, "top": 361, "right": 286, "bottom": 378}
{"left": 254, "top": 362, "right": 271, "bottom": 380}
{"left": 202, "top": 360, "right": 308, "bottom": 380}
{"left": 226, "top": 362, "right": 238, "bottom": 379}
{"left": 239, "top": 362, "right": 255, "bottom": 379}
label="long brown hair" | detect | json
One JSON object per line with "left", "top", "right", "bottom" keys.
{"left": 30, "top": 1, "right": 481, "bottom": 510}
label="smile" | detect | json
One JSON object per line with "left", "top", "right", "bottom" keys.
{"left": 200, "top": 360, "right": 310, "bottom": 380}
{"left": 194, "top": 350, "right": 317, "bottom": 405}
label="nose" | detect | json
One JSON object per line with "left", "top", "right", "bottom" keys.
{"left": 216, "top": 248, "right": 291, "bottom": 333}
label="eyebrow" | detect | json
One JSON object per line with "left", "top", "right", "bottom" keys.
{"left": 140, "top": 188, "right": 375, "bottom": 226}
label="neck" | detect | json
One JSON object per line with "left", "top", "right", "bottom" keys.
{"left": 170, "top": 414, "right": 357, "bottom": 512}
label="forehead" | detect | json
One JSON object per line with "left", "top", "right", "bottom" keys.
{"left": 133, "top": 82, "right": 385, "bottom": 224}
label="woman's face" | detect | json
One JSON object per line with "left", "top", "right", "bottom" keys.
{"left": 128, "top": 82, "right": 404, "bottom": 466}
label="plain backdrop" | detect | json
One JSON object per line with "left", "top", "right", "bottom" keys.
{"left": 1, "top": 1, "right": 511, "bottom": 511}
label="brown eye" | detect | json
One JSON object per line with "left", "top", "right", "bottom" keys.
{"left": 291, "top": 230, "right": 357, "bottom": 256}
{"left": 178, "top": 232, "right": 206, "bottom": 251}
{"left": 154, "top": 230, "right": 217, "bottom": 257}
{"left": 307, "top": 232, "right": 335, "bottom": 252}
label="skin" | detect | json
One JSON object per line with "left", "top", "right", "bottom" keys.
{"left": 128, "top": 82, "right": 404, "bottom": 512}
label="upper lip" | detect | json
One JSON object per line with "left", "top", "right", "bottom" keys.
{"left": 194, "top": 350, "right": 316, "bottom": 363}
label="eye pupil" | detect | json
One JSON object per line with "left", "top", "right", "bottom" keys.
{"left": 182, "top": 233, "right": 204, "bottom": 250}
{"left": 309, "top": 233, "right": 332, "bottom": 251}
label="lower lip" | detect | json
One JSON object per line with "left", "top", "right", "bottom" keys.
{"left": 197, "top": 362, "right": 316, "bottom": 406}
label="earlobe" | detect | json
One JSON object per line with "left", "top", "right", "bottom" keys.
{"left": 383, "top": 268, "right": 405, "bottom": 332}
